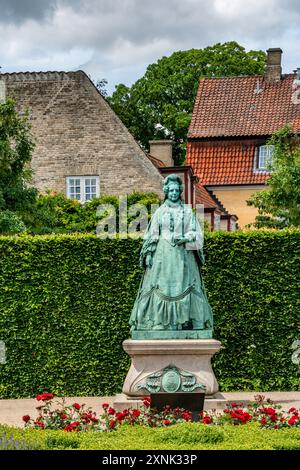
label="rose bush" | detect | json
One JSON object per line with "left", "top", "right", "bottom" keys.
{"left": 22, "top": 394, "right": 300, "bottom": 432}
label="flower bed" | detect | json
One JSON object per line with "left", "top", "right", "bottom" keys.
{"left": 22, "top": 394, "right": 300, "bottom": 432}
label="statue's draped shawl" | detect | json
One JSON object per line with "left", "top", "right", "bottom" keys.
{"left": 129, "top": 200, "right": 213, "bottom": 331}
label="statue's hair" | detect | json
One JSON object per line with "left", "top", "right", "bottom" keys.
{"left": 163, "top": 174, "right": 184, "bottom": 199}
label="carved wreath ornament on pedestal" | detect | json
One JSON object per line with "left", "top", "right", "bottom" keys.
{"left": 136, "top": 365, "right": 206, "bottom": 393}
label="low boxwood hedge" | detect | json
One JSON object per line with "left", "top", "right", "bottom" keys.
{"left": 1, "top": 422, "right": 300, "bottom": 450}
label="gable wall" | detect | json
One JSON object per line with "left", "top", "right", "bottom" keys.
{"left": 3, "top": 72, "right": 163, "bottom": 197}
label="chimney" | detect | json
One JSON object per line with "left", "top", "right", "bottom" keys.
{"left": 149, "top": 140, "right": 174, "bottom": 167}
{"left": 265, "top": 48, "right": 282, "bottom": 82}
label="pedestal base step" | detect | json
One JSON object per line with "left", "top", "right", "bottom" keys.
{"left": 113, "top": 392, "right": 228, "bottom": 412}
{"left": 131, "top": 330, "right": 213, "bottom": 340}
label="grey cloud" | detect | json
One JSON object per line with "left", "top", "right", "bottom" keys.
{"left": 0, "top": 0, "right": 57, "bottom": 24}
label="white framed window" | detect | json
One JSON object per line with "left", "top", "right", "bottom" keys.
{"left": 255, "top": 145, "right": 274, "bottom": 171}
{"left": 66, "top": 176, "right": 100, "bottom": 203}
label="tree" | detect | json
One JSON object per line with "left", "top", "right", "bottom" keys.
{"left": 108, "top": 42, "right": 266, "bottom": 164}
{"left": 95, "top": 78, "right": 108, "bottom": 97}
{"left": 247, "top": 126, "right": 300, "bottom": 228}
{"left": 0, "top": 98, "right": 36, "bottom": 233}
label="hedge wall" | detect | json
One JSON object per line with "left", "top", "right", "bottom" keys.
{"left": 0, "top": 231, "right": 299, "bottom": 398}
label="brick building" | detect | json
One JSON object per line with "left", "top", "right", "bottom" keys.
{"left": 187, "top": 48, "right": 300, "bottom": 227}
{"left": 0, "top": 70, "right": 163, "bottom": 202}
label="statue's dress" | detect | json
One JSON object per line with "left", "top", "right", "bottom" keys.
{"left": 129, "top": 200, "right": 213, "bottom": 331}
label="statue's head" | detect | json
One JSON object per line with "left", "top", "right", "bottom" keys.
{"left": 163, "top": 174, "right": 183, "bottom": 202}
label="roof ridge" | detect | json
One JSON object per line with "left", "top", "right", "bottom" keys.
{"left": 0, "top": 71, "right": 85, "bottom": 81}
{"left": 199, "top": 72, "right": 295, "bottom": 81}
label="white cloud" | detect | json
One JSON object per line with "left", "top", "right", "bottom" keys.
{"left": 1, "top": 0, "right": 300, "bottom": 93}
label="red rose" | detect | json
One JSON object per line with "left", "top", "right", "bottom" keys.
{"left": 102, "top": 403, "right": 109, "bottom": 409}
{"left": 202, "top": 416, "right": 213, "bottom": 424}
{"left": 70, "top": 421, "right": 80, "bottom": 427}
{"left": 274, "top": 424, "right": 279, "bottom": 429}
{"left": 264, "top": 407, "right": 276, "bottom": 415}
{"left": 109, "top": 419, "right": 117, "bottom": 429}
{"left": 64, "top": 422, "right": 80, "bottom": 432}
{"left": 60, "top": 414, "right": 68, "bottom": 420}
{"left": 40, "top": 393, "right": 54, "bottom": 401}
{"left": 108, "top": 407, "right": 115, "bottom": 415}
{"left": 132, "top": 409, "right": 140, "bottom": 418}
{"left": 261, "top": 417, "right": 267, "bottom": 426}
{"left": 182, "top": 412, "right": 192, "bottom": 421}
{"left": 288, "top": 407, "right": 296, "bottom": 413}
{"left": 72, "top": 403, "right": 81, "bottom": 410}
{"left": 142, "top": 396, "right": 151, "bottom": 407}
{"left": 163, "top": 420, "right": 170, "bottom": 426}
{"left": 34, "top": 421, "right": 45, "bottom": 428}
{"left": 22, "top": 415, "right": 30, "bottom": 423}
{"left": 36, "top": 395, "right": 42, "bottom": 401}
{"left": 288, "top": 416, "right": 297, "bottom": 425}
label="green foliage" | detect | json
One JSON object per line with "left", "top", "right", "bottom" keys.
{"left": 0, "top": 429, "right": 41, "bottom": 449}
{"left": 1, "top": 422, "right": 300, "bottom": 450}
{"left": 247, "top": 126, "right": 300, "bottom": 227}
{"left": 0, "top": 98, "right": 37, "bottom": 230}
{"left": 0, "top": 230, "right": 299, "bottom": 398}
{"left": 108, "top": 42, "right": 266, "bottom": 164}
{"left": 0, "top": 210, "right": 26, "bottom": 234}
{"left": 153, "top": 423, "right": 224, "bottom": 445}
{"left": 203, "top": 230, "right": 300, "bottom": 391}
{"left": 26, "top": 191, "right": 161, "bottom": 234}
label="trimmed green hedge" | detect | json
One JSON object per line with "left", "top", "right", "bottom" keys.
{"left": 0, "top": 230, "right": 299, "bottom": 398}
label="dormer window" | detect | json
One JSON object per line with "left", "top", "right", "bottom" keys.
{"left": 255, "top": 145, "right": 274, "bottom": 171}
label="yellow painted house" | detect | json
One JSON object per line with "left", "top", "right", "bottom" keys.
{"left": 187, "top": 48, "right": 300, "bottom": 228}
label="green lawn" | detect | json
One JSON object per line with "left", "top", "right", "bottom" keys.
{"left": 1, "top": 422, "right": 300, "bottom": 450}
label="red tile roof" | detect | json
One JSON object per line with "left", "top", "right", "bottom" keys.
{"left": 188, "top": 74, "right": 300, "bottom": 138}
{"left": 187, "top": 139, "right": 269, "bottom": 185}
{"left": 195, "top": 181, "right": 220, "bottom": 209}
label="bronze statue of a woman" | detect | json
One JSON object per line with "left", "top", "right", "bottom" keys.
{"left": 129, "top": 174, "right": 213, "bottom": 339}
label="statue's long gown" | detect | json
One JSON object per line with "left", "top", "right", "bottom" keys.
{"left": 129, "top": 200, "right": 213, "bottom": 331}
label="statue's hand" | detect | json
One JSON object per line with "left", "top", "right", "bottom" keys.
{"left": 145, "top": 253, "right": 153, "bottom": 268}
{"left": 174, "top": 237, "right": 188, "bottom": 246}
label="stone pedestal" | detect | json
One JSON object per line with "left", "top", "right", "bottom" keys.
{"left": 121, "top": 339, "right": 222, "bottom": 398}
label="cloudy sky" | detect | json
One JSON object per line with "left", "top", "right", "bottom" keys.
{"left": 1, "top": 0, "right": 300, "bottom": 94}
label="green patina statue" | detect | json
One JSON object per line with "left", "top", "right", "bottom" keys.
{"left": 129, "top": 174, "right": 213, "bottom": 340}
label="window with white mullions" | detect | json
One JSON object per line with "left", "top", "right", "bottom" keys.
{"left": 85, "top": 178, "right": 97, "bottom": 201}
{"left": 68, "top": 178, "right": 81, "bottom": 200}
{"left": 66, "top": 176, "right": 99, "bottom": 203}
{"left": 255, "top": 145, "right": 274, "bottom": 171}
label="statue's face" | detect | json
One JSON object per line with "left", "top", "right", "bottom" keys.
{"left": 168, "top": 183, "right": 180, "bottom": 202}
